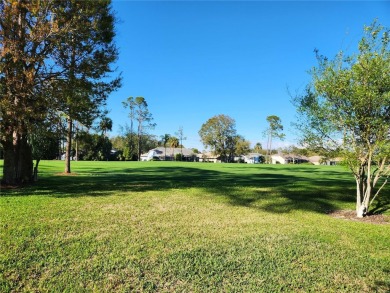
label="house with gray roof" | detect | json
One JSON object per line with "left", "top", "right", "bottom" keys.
{"left": 271, "top": 154, "right": 309, "bottom": 164}
{"left": 141, "top": 147, "right": 197, "bottom": 161}
{"left": 243, "top": 153, "right": 264, "bottom": 164}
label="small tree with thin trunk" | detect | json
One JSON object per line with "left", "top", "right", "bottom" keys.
{"left": 264, "top": 115, "right": 285, "bottom": 163}
{"left": 175, "top": 126, "right": 186, "bottom": 159}
{"left": 122, "top": 97, "right": 137, "bottom": 160}
{"left": 294, "top": 21, "right": 390, "bottom": 217}
{"left": 123, "top": 97, "right": 156, "bottom": 161}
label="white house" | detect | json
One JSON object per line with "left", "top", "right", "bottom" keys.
{"left": 271, "top": 154, "right": 288, "bottom": 164}
{"left": 271, "top": 154, "right": 309, "bottom": 164}
{"left": 243, "top": 153, "right": 264, "bottom": 164}
{"left": 197, "top": 152, "right": 220, "bottom": 163}
{"left": 308, "top": 156, "right": 341, "bottom": 165}
{"left": 308, "top": 155, "right": 322, "bottom": 165}
{"left": 141, "top": 147, "right": 196, "bottom": 161}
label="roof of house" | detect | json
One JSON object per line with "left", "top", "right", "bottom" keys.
{"left": 271, "top": 153, "right": 309, "bottom": 160}
{"left": 308, "top": 155, "right": 323, "bottom": 163}
{"left": 151, "top": 147, "right": 195, "bottom": 157}
{"left": 197, "top": 151, "right": 220, "bottom": 159}
{"left": 245, "top": 153, "right": 264, "bottom": 158}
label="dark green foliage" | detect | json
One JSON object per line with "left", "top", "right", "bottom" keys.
{"left": 199, "top": 114, "right": 237, "bottom": 162}
{"left": 77, "top": 132, "right": 112, "bottom": 161}
{"left": 110, "top": 134, "right": 158, "bottom": 161}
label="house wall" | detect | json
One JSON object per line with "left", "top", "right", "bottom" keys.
{"left": 271, "top": 155, "right": 286, "bottom": 164}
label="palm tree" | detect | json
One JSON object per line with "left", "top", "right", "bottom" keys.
{"left": 168, "top": 136, "right": 179, "bottom": 160}
{"left": 253, "top": 142, "right": 262, "bottom": 154}
{"left": 161, "top": 134, "right": 170, "bottom": 160}
{"left": 99, "top": 117, "right": 113, "bottom": 136}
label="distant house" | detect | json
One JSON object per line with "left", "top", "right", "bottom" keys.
{"left": 308, "top": 156, "right": 342, "bottom": 165}
{"left": 243, "top": 153, "right": 264, "bottom": 164}
{"left": 198, "top": 152, "right": 221, "bottom": 163}
{"left": 308, "top": 155, "right": 322, "bottom": 165}
{"left": 271, "top": 154, "right": 309, "bottom": 164}
{"left": 327, "top": 157, "right": 342, "bottom": 165}
{"left": 141, "top": 147, "right": 196, "bottom": 161}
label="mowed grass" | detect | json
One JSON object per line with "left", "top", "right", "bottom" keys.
{"left": 0, "top": 161, "right": 389, "bottom": 292}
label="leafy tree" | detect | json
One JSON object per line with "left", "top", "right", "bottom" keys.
{"left": 140, "top": 134, "right": 159, "bottom": 157}
{"left": 264, "top": 115, "right": 285, "bottom": 163}
{"left": 175, "top": 153, "right": 183, "bottom": 161}
{"left": 110, "top": 135, "right": 126, "bottom": 160}
{"left": 199, "top": 114, "right": 237, "bottom": 162}
{"left": 77, "top": 132, "right": 112, "bottom": 161}
{"left": 114, "top": 131, "right": 158, "bottom": 161}
{"left": 294, "top": 21, "right": 390, "bottom": 217}
{"left": 234, "top": 135, "right": 251, "bottom": 158}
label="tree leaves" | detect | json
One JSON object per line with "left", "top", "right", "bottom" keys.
{"left": 294, "top": 20, "right": 390, "bottom": 216}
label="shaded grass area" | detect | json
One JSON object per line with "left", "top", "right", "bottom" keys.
{"left": 4, "top": 161, "right": 358, "bottom": 213}
{"left": 1, "top": 161, "right": 389, "bottom": 292}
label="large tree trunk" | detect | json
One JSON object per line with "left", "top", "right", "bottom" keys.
{"left": 65, "top": 117, "right": 72, "bottom": 173}
{"left": 2, "top": 129, "right": 33, "bottom": 185}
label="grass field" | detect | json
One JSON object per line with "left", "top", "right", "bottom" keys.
{"left": 1, "top": 160, "right": 389, "bottom": 292}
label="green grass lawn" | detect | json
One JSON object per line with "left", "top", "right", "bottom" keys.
{"left": 1, "top": 161, "right": 389, "bottom": 292}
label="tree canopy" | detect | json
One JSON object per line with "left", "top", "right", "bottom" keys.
{"left": 199, "top": 114, "right": 251, "bottom": 162}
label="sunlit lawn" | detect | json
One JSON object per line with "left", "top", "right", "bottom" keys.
{"left": 1, "top": 160, "right": 389, "bottom": 292}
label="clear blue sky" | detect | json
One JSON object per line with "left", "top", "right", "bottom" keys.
{"left": 107, "top": 0, "right": 390, "bottom": 151}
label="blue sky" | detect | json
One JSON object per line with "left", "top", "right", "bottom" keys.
{"left": 107, "top": 1, "right": 390, "bottom": 151}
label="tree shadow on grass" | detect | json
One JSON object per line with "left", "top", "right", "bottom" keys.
{"left": 368, "top": 192, "right": 390, "bottom": 215}
{"left": 1, "top": 164, "right": 361, "bottom": 215}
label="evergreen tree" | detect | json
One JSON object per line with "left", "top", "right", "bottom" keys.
{"left": 53, "top": 0, "right": 120, "bottom": 173}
